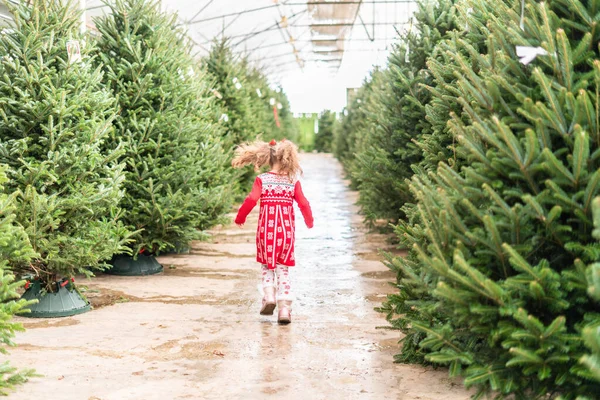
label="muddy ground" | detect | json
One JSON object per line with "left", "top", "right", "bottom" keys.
{"left": 5, "top": 153, "right": 472, "bottom": 400}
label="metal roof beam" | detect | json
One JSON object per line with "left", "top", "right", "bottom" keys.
{"left": 184, "top": 1, "right": 413, "bottom": 26}
{"left": 187, "top": 0, "right": 215, "bottom": 24}
{"left": 357, "top": 14, "right": 373, "bottom": 41}
{"left": 281, "top": 1, "right": 412, "bottom": 5}
{"left": 225, "top": 9, "right": 307, "bottom": 46}
{"left": 302, "top": 21, "right": 398, "bottom": 27}
{"left": 217, "top": 20, "right": 400, "bottom": 42}
{"left": 184, "top": 4, "right": 278, "bottom": 26}
{"left": 243, "top": 37, "right": 392, "bottom": 53}
{"left": 260, "top": 48, "right": 390, "bottom": 69}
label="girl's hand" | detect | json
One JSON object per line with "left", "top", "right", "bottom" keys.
{"left": 236, "top": 223, "right": 244, "bottom": 228}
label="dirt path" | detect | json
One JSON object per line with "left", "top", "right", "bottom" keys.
{"left": 5, "top": 153, "right": 472, "bottom": 400}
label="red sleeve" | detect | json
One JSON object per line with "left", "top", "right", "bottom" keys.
{"left": 235, "top": 177, "right": 262, "bottom": 225}
{"left": 294, "top": 181, "right": 314, "bottom": 228}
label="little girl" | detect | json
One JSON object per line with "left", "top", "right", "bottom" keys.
{"left": 232, "top": 139, "right": 313, "bottom": 324}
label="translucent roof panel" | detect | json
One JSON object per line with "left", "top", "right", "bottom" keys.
{"left": 83, "top": 0, "right": 418, "bottom": 112}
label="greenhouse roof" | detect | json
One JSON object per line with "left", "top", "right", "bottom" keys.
{"left": 83, "top": 1, "right": 417, "bottom": 112}
{"left": 0, "top": 1, "right": 417, "bottom": 112}
{"left": 86, "top": 1, "right": 415, "bottom": 78}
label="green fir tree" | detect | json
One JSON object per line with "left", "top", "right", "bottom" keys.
{"left": 578, "top": 197, "right": 600, "bottom": 390}
{"left": 419, "top": 2, "right": 487, "bottom": 171}
{"left": 0, "top": 166, "right": 37, "bottom": 395}
{"left": 241, "top": 62, "right": 298, "bottom": 142}
{"left": 203, "top": 39, "right": 264, "bottom": 193}
{"left": 333, "top": 68, "right": 386, "bottom": 188}
{"left": 0, "top": 0, "right": 130, "bottom": 288}
{"left": 274, "top": 89, "right": 300, "bottom": 142}
{"left": 314, "top": 110, "right": 336, "bottom": 153}
{"left": 94, "top": 0, "right": 232, "bottom": 254}
{"left": 344, "top": 0, "right": 458, "bottom": 224}
{"left": 380, "top": 0, "right": 600, "bottom": 398}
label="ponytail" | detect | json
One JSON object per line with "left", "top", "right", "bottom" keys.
{"left": 231, "top": 140, "right": 271, "bottom": 171}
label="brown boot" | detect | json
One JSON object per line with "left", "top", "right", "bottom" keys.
{"left": 277, "top": 300, "right": 292, "bottom": 324}
{"left": 260, "top": 287, "right": 276, "bottom": 315}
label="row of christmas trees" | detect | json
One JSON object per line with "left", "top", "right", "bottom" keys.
{"left": 0, "top": 0, "right": 297, "bottom": 390}
{"left": 0, "top": 0, "right": 298, "bottom": 290}
{"left": 334, "top": 0, "right": 600, "bottom": 398}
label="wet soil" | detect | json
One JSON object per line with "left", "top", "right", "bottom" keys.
{"left": 4, "top": 153, "right": 472, "bottom": 400}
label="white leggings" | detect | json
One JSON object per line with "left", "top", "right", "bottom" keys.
{"left": 261, "top": 264, "right": 292, "bottom": 301}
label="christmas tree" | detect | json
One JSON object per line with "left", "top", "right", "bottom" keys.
{"left": 314, "top": 110, "right": 336, "bottom": 153}
{"left": 333, "top": 68, "right": 386, "bottom": 188}
{"left": 203, "top": 39, "right": 264, "bottom": 193}
{"left": 579, "top": 197, "right": 600, "bottom": 389}
{"left": 419, "top": 2, "right": 486, "bottom": 171}
{"left": 240, "top": 62, "right": 297, "bottom": 143}
{"left": 380, "top": 0, "right": 600, "bottom": 397}
{"left": 238, "top": 61, "right": 273, "bottom": 139}
{"left": 0, "top": 166, "right": 36, "bottom": 394}
{"left": 94, "top": 0, "right": 232, "bottom": 255}
{"left": 274, "top": 88, "right": 300, "bottom": 142}
{"left": 0, "top": 0, "right": 129, "bottom": 289}
{"left": 346, "top": 0, "right": 458, "bottom": 224}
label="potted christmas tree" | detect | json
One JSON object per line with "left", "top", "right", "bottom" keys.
{"left": 0, "top": 165, "right": 37, "bottom": 393}
{"left": 0, "top": 0, "right": 130, "bottom": 316}
{"left": 93, "top": 0, "right": 232, "bottom": 274}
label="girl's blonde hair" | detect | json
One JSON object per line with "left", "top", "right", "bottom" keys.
{"left": 232, "top": 139, "right": 303, "bottom": 181}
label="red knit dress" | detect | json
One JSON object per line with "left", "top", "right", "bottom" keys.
{"left": 235, "top": 172, "right": 314, "bottom": 270}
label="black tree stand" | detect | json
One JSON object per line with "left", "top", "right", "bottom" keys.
{"left": 105, "top": 253, "right": 164, "bottom": 276}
